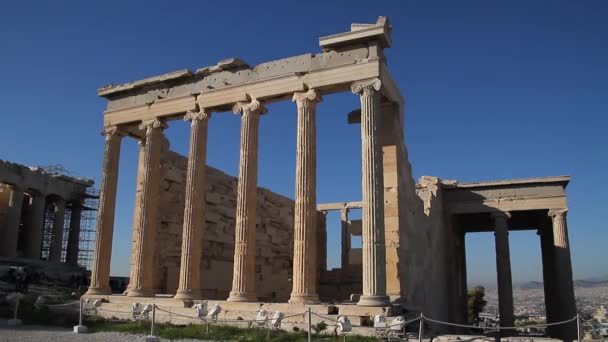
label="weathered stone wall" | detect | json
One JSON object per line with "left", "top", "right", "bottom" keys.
{"left": 0, "top": 184, "right": 10, "bottom": 228}
{"left": 153, "top": 148, "right": 298, "bottom": 302}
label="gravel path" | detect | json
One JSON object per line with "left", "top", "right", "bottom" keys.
{"left": 0, "top": 322, "right": 210, "bottom": 342}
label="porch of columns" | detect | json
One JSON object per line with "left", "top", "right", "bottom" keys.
{"left": 491, "top": 211, "right": 515, "bottom": 332}
{"left": 289, "top": 89, "right": 321, "bottom": 304}
{"left": 548, "top": 208, "right": 577, "bottom": 341}
{"left": 352, "top": 78, "right": 390, "bottom": 307}
{"left": 49, "top": 198, "right": 66, "bottom": 262}
{"left": 87, "top": 126, "right": 125, "bottom": 295}
{"left": 174, "top": 109, "right": 211, "bottom": 300}
{"left": 227, "top": 98, "right": 267, "bottom": 302}
{"left": 66, "top": 199, "right": 83, "bottom": 264}
{"left": 23, "top": 191, "right": 47, "bottom": 259}
{"left": 128, "top": 119, "right": 166, "bottom": 297}
{"left": 0, "top": 185, "right": 24, "bottom": 257}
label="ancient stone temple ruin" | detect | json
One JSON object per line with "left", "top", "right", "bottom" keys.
{"left": 85, "top": 17, "right": 576, "bottom": 340}
{"left": 0, "top": 160, "right": 96, "bottom": 269}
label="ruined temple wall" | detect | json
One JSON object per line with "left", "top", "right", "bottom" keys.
{"left": 154, "top": 149, "right": 297, "bottom": 302}
{"left": 385, "top": 103, "right": 451, "bottom": 325}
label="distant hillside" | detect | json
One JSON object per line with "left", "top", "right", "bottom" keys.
{"left": 520, "top": 281, "right": 544, "bottom": 290}
{"left": 574, "top": 279, "right": 608, "bottom": 288}
{"left": 519, "top": 278, "right": 608, "bottom": 290}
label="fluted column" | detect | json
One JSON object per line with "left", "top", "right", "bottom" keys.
{"left": 1, "top": 185, "right": 24, "bottom": 257}
{"left": 175, "top": 110, "right": 211, "bottom": 300}
{"left": 228, "top": 99, "right": 267, "bottom": 302}
{"left": 128, "top": 119, "right": 166, "bottom": 297}
{"left": 549, "top": 209, "right": 577, "bottom": 341}
{"left": 492, "top": 211, "right": 514, "bottom": 332}
{"left": 24, "top": 193, "right": 46, "bottom": 259}
{"left": 49, "top": 198, "right": 66, "bottom": 262}
{"left": 289, "top": 90, "right": 321, "bottom": 304}
{"left": 66, "top": 200, "right": 83, "bottom": 264}
{"left": 539, "top": 225, "right": 557, "bottom": 337}
{"left": 87, "top": 126, "right": 124, "bottom": 295}
{"left": 352, "top": 78, "right": 390, "bottom": 307}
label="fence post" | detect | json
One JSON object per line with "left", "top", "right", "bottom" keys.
{"left": 576, "top": 314, "right": 582, "bottom": 342}
{"left": 7, "top": 296, "right": 22, "bottom": 326}
{"left": 308, "top": 307, "right": 312, "bottom": 342}
{"left": 267, "top": 318, "right": 270, "bottom": 340}
{"left": 145, "top": 304, "right": 159, "bottom": 342}
{"left": 73, "top": 298, "right": 88, "bottom": 333}
{"left": 418, "top": 313, "right": 424, "bottom": 342}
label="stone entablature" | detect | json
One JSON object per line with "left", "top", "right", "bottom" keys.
{"left": 0, "top": 159, "right": 93, "bottom": 200}
{"left": 97, "top": 17, "right": 401, "bottom": 130}
{"left": 441, "top": 176, "right": 570, "bottom": 215}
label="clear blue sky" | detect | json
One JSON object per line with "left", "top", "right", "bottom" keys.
{"left": 1, "top": 1, "right": 606, "bottom": 287}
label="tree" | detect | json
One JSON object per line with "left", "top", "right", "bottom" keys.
{"left": 467, "top": 285, "right": 487, "bottom": 323}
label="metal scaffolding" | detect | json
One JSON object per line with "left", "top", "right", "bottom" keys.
{"left": 78, "top": 187, "right": 99, "bottom": 270}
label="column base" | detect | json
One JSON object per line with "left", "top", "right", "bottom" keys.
{"left": 85, "top": 287, "right": 112, "bottom": 296}
{"left": 357, "top": 295, "right": 390, "bottom": 307}
{"left": 127, "top": 288, "right": 155, "bottom": 297}
{"left": 288, "top": 293, "right": 320, "bottom": 304}
{"left": 174, "top": 289, "right": 203, "bottom": 300}
{"left": 227, "top": 292, "right": 257, "bottom": 302}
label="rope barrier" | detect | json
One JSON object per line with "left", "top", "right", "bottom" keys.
{"left": 44, "top": 301, "right": 81, "bottom": 307}
{"left": 96, "top": 308, "right": 133, "bottom": 315}
{"left": 155, "top": 306, "right": 258, "bottom": 324}
{"left": 423, "top": 315, "right": 577, "bottom": 330}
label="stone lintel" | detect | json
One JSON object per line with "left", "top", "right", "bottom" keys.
{"left": 347, "top": 109, "right": 361, "bottom": 124}
{"left": 98, "top": 69, "right": 193, "bottom": 97}
{"left": 319, "top": 16, "right": 392, "bottom": 50}
{"left": 445, "top": 175, "right": 571, "bottom": 190}
{"left": 317, "top": 201, "right": 362, "bottom": 211}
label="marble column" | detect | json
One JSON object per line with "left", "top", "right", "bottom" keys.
{"left": 66, "top": 200, "right": 83, "bottom": 264}
{"left": 175, "top": 110, "right": 211, "bottom": 300}
{"left": 539, "top": 224, "right": 557, "bottom": 337}
{"left": 128, "top": 119, "right": 166, "bottom": 297}
{"left": 549, "top": 209, "right": 577, "bottom": 341}
{"left": 352, "top": 78, "right": 390, "bottom": 307}
{"left": 340, "top": 208, "right": 350, "bottom": 269}
{"left": 289, "top": 90, "right": 321, "bottom": 304}
{"left": 24, "top": 193, "right": 46, "bottom": 259}
{"left": 228, "top": 99, "right": 267, "bottom": 302}
{"left": 87, "top": 126, "right": 124, "bottom": 295}
{"left": 49, "top": 198, "right": 66, "bottom": 262}
{"left": 492, "top": 211, "right": 514, "bottom": 331}
{"left": 1, "top": 185, "right": 24, "bottom": 257}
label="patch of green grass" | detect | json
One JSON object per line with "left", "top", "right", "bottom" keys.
{"left": 87, "top": 320, "right": 381, "bottom": 342}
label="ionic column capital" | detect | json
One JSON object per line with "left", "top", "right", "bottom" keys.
{"left": 185, "top": 109, "right": 212, "bottom": 122}
{"left": 292, "top": 89, "right": 322, "bottom": 105}
{"left": 548, "top": 208, "right": 568, "bottom": 219}
{"left": 232, "top": 98, "right": 267, "bottom": 117}
{"left": 351, "top": 78, "right": 382, "bottom": 96}
{"left": 138, "top": 118, "right": 168, "bottom": 131}
{"left": 101, "top": 125, "right": 127, "bottom": 138}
